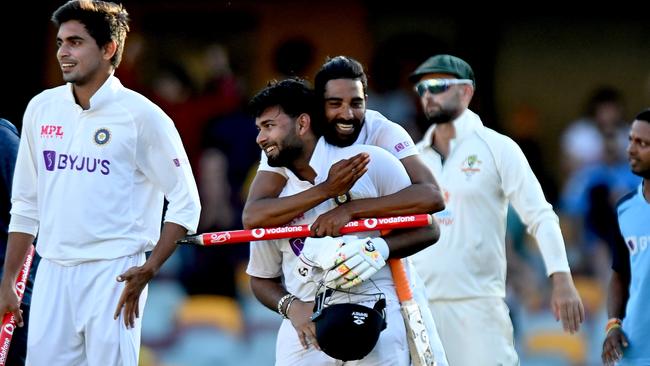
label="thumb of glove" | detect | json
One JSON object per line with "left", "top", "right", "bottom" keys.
{"left": 362, "top": 237, "right": 390, "bottom": 260}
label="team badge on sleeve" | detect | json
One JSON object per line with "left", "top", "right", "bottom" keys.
{"left": 93, "top": 128, "right": 111, "bottom": 145}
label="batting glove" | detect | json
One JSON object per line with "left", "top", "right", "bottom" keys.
{"left": 324, "top": 237, "right": 389, "bottom": 289}
{"left": 293, "top": 236, "right": 357, "bottom": 283}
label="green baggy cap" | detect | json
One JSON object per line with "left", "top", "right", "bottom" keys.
{"left": 409, "top": 54, "right": 475, "bottom": 85}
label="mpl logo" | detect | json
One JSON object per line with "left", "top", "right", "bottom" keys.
{"left": 40, "top": 125, "right": 64, "bottom": 138}
{"left": 43, "top": 150, "right": 110, "bottom": 175}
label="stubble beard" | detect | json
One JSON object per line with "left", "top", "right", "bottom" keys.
{"left": 425, "top": 106, "right": 459, "bottom": 125}
{"left": 267, "top": 143, "right": 304, "bottom": 168}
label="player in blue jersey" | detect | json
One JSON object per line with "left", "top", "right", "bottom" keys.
{"left": 602, "top": 108, "right": 650, "bottom": 365}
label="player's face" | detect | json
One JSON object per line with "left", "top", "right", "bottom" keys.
{"left": 417, "top": 73, "right": 469, "bottom": 125}
{"left": 56, "top": 20, "right": 109, "bottom": 86}
{"left": 322, "top": 79, "right": 366, "bottom": 147}
{"left": 627, "top": 120, "right": 650, "bottom": 179}
{"left": 255, "top": 106, "right": 304, "bottom": 167}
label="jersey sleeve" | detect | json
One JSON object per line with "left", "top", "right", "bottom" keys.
{"left": 257, "top": 150, "right": 288, "bottom": 178}
{"left": 135, "top": 107, "right": 201, "bottom": 234}
{"left": 246, "top": 239, "right": 283, "bottom": 279}
{"left": 611, "top": 223, "right": 631, "bottom": 278}
{"left": 496, "top": 134, "right": 570, "bottom": 276}
{"left": 9, "top": 100, "right": 40, "bottom": 236}
{"left": 366, "top": 146, "right": 411, "bottom": 196}
{"left": 371, "top": 117, "right": 418, "bottom": 160}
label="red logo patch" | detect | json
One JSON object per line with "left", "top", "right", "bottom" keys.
{"left": 40, "top": 125, "right": 64, "bottom": 138}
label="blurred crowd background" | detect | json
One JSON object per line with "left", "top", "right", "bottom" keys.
{"left": 2, "top": 1, "right": 650, "bottom": 365}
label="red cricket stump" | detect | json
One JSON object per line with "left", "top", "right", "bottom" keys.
{"left": 178, "top": 214, "right": 437, "bottom": 364}
{"left": 0, "top": 245, "right": 35, "bottom": 366}
{"left": 177, "top": 214, "right": 435, "bottom": 245}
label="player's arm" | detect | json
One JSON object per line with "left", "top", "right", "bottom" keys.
{"left": 0, "top": 232, "right": 34, "bottom": 327}
{"left": 499, "top": 135, "right": 584, "bottom": 333}
{"left": 1, "top": 115, "right": 39, "bottom": 327}
{"left": 602, "top": 231, "right": 630, "bottom": 365}
{"left": 337, "top": 154, "right": 444, "bottom": 218}
{"left": 242, "top": 153, "right": 369, "bottom": 229}
{"left": 312, "top": 153, "right": 444, "bottom": 237}
{"left": 114, "top": 110, "right": 201, "bottom": 327}
{"left": 384, "top": 223, "right": 440, "bottom": 258}
{"left": 114, "top": 222, "right": 187, "bottom": 328}
{"left": 250, "top": 276, "right": 319, "bottom": 350}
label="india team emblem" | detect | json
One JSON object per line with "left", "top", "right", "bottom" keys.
{"left": 94, "top": 128, "right": 111, "bottom": 145}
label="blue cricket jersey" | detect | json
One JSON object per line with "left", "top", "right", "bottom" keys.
{"left": 616, "top": 183, "right": 650, "bottom": 363}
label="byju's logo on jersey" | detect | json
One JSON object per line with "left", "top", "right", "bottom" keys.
{"left": 42, "top": 150, "right": 111, "bottom": 175}
{"left": 94, "top": 128, "right": 111, "bottom": 145}
{"left": 43, "top": 150, "right": 56, "bottom": 171}
{"left": 40, "top": 125, "right": 63, "bottom": 138}
{"left": 289, "top": 237, "right": 306, "bottom": 256}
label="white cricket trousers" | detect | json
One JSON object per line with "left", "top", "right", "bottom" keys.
{"left": 26, "top": 253, "right": 147, "bottom": 366}
{"left": 429, "top": 297, "right": 519, "bottom": 366}
{"left": 275, "top": 299, "right": 410, "bottom": 366}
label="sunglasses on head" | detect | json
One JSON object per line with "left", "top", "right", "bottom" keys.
{"left": 414, "top": 79, "right": 474, "bottom": 97}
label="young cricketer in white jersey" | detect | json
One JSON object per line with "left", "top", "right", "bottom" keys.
{"left": 0, "top": 2, "right": 200, "bottom": 365}
{"left": 245, "top": 79, "right": 447, "bottom": 365}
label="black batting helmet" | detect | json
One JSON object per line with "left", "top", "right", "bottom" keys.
{"left": 311, "top": 288, "right": 387, "bottom": 361}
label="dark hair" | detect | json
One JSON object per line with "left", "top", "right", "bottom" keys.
{"left": 585, "top": 86, "right": 622, "bottom": 117}
{"left": 52, "top": 0, "right": 130, "bottom": 68}
{"left": 314, "top": 56, "right": 368, "bottom": 99}
{"left": 248, "top": 78, "right": 316, "bottom": 120}
{"left": 635, "top": 108, "right": 650, "bottom": 124}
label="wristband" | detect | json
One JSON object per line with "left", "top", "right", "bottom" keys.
{"left": 284, "top": 296, "right": 298, "bottom": 319}
{"left": 277, "top": 294, "right": 293, "bottom": 318}
{"left": 605, "top": 318, "right": 622, "bottom": 334}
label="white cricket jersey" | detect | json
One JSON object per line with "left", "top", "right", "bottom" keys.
{"left": 9, "top": 75, "right": 201, "bottom": 266}
{"left": 410, "top": 109, "right": 570, "bottom": 300}
{"left": 257, "top": 109, "right": 417, "bottom": 178}
{"left": 246, "top": 137, "right": 411, "bottom": 303}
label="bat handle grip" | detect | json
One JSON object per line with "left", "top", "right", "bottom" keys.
{"left": 176, "top": 235, "right": 202, "bottom": 245}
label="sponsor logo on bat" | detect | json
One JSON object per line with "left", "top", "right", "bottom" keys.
{"left": 210, "top": 232, "right": 231, "bottom": 243}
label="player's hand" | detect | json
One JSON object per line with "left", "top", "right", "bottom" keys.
{"left": 114, "top": 265, "right": 154, "bottom": 328}
{"left": 550, "top": 272, "right": 585, "bottom": 334}
{"left": 0, "top": 282, "right": 23, "bottom": 327}
{"left": 311, "top": 205, "right": 353, "bottom": 237}
{"left": 318, "top": 153, "right": 369, "bottom": 198}
{"left": 294, "top": 236, "right": 349, "bottom": 283}
{"left": 602, "top": 327, "right": 628, "bottom": 365}
{"left": 324, "top": 237, "right": 389, "bottom": 289}
{"left": 287, "top": 299, "right": 320, "bottom": 350}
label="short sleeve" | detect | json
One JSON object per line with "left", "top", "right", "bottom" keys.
{"left": 246, "top": 239, "right": 283, "bottom": 278}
